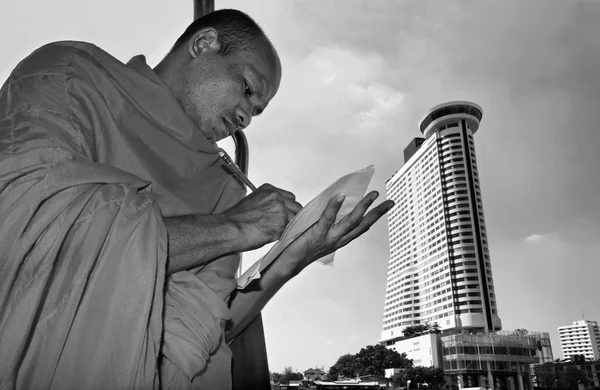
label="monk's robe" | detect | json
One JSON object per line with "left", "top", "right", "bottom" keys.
{"left": 0, "top": 41, "right": 247, "bottom": 389}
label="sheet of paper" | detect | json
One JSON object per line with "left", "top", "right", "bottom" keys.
{"left": 237, "top": 165, "right": 375, "bottom": 289}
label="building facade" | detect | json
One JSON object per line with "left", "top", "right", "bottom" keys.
{"left": 442, "top": 332, "right": 542, "bottom": 390}
{"left": 388, "top": 333, "right": 443, "bottom": 368}
{"left": 558, "top": 320, "right": 600, "bottom": 361}
{"left": 381, "top": 101, "right": 502, "bottom": 345}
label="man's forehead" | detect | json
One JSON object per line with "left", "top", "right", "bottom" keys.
{"left": 241, "top": 52, "right": 280, "bottom": 97}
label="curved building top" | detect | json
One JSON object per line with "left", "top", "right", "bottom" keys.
{"left": 419, "top": 101, "right": 483, "bottom": 138}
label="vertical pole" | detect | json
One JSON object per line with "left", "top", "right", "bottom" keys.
{"left": 194, "top": 0, "right": 214, "bottom": 19}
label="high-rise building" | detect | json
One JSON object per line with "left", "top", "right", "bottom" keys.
{"left": 381, "top": 101, "right": 502, "bottom": 345}
{"left": 558, "top": 319, "right": 600, "bottom": 361}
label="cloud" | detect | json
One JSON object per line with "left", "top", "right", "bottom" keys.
{"left": 522, "top": 233, "right": 562, "bottom": 245}
{"left": 263, "top": 45, "right": 406, "bottom": 140}
{"left": 347, "top": 84, "right": 406, "bottom": 131}
{"left": 523, "top": 234, "right": 547, "bottom": 244}
{"left": 349, "top": 335, "right": 360, "bottom": 343}
{"left": 326, "top": 340, "right": 335, "bottom": 345}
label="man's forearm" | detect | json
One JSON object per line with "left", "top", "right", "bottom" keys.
{"left": 164, "top": 214, "right": 242, "bottom": 275}
{"left": 225, "top": 254, "right": 299, "bottom": 341}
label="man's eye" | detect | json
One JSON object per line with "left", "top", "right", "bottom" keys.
{"left": 244, "top": 81, "right": 252, "bottom": 97}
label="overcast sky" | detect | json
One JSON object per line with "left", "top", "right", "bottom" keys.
{"left": 2, "top": 0, "right": 600, "bottom": 374}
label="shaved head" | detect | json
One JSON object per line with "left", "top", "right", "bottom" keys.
{"left": 172, "top": 9, "right": 268, "bottom": 57}
{"left": 156, "top": 9, "right": 282, "bottom": 145}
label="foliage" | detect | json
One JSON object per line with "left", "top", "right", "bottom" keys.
{"left": 270, "top": 371, "right": 283, "bottom": 384}
{"left": 328, "top": 345, "right": 413, "bottom": 379}
{"left": 561, "top": 365, "right": 588, "bottom": 390}
{"left": 532, "top": 363, "right": 557, "bottom": 389}
{"left": 532, "top": 362, "right": 591, "bottom": 390}
{"left": 391, "top": 367, "right": 446, "bottom": 390}
{"left": 514, "top": 328, "right": 529, "bottom": 337}
{"left": 402, "top": 322, "right": 441, "bottom": 339}
{"left": 271, "top": 367, "right": 303, "bottom": 384}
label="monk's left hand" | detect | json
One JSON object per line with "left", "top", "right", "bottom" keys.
{"left": 280, "top": 190, "right": 395, "bottom": 276}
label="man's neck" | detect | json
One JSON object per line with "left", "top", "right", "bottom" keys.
{"left": 153, "top": 52, "right": 185, "bottom": 95}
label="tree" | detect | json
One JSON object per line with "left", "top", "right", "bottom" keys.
{"left": 329, "top": 345, "right": 413, "bottom": 379}
{"left": 402, "top": 324, "right": 430, "bottom": 339}
{"left": 392, "top": 367, "right": 446, "bottom": 390}
{"left": 428, "top": 323, "right": 441, "bottom": 334}
{"left": 273, "top": 366, "right": 303, "bottom": 384}
{"left": 270, "top": 371, "right": 283, "bottom": 384}
{"left": 514, "top": 328, "right": 529, "bottom": 337}
{"left": 329, "top": 354, "right": 355, "bottom": 379}
{"left": 560, "top": 365, "right": 588, "bottom": 390}
{"left": 402, "top": 322, "right": 441, "bottom": 339}
{"left": 532, "top": 363, "right": 557, "bottom": 389}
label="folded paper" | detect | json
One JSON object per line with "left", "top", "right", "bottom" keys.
{"left": 237, "top": 165, "right": 375, "bottom": 289}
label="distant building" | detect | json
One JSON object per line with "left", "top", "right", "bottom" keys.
{"left": 313, "top": 380, "right": 381, "bottom": 389}
{"left": 303, "top": 368, "right": 327, "bottom": 381}
{"left": 381, "top": 101, "right": 501, "bottom": 346}
{"left": 530, "top": 360, "right": 600, "bottom": 389}
{"left": 385, "top": 367, "right": 406, "bottom": 378}
{"left": 558, "top": 320, "right": 600, "bottom": 361}
{"left": 358, "top": 375, "right": 391, "bottom": 385}
{"left": 530, "top": 332, "right": 554, "bottom": 364}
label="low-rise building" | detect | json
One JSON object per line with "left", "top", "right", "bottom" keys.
{"left": 304, "top": 368, "right": 327, "bottom": 381}
{"left": 441, "top": 331, "right": 543, "bottom": 390}
{"left": 383, "top": 329, "right": 552, "bottom": 390}
{"left": 387, "top": 333, "right": 443, "bottom": 368}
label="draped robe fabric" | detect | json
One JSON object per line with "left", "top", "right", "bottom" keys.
{"left": 0, "top": 41, "right": 247, "bottom": 389}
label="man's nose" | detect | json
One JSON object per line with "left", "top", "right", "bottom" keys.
{"left": 236, "top": 107, "right": 251, "bottom": 129}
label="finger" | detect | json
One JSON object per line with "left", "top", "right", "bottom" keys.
{"left": 333, "top": 191, "right": 379, "bottom": 233}
{"left": 315, "top": 193, "right": 346, "bottom": 232}
{"left": 268, "top": 184, "right": 297, "bottom": 201}
{"left": 284, "top": 198, "right": 303, "bottom": 214}
{"left": 335, "top": 200, "right": 394, "bottom": 247}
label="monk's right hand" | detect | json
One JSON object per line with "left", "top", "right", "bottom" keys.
{"left": 223, "top": 183, "right": 303, "bottom": 251}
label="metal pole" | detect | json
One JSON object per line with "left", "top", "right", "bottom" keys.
{"left": 194, "top": 0, "right": 214, "bottom": 19}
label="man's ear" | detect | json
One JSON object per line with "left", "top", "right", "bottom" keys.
{"left": 188, "top": 28, "right": 220, "bottom": 58}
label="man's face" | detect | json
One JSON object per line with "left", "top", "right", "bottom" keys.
{"left": 177, "top": 37, "right": 281, "bottom": 144}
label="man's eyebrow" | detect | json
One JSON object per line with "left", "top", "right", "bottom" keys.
{"left": 248, "top": 64, "right": 268, "bottom": 100}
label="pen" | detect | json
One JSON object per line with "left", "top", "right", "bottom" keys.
{"left": 218, "top": 147, "right": 258, "bottom": 192}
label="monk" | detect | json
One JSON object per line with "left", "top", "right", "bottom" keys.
{"left": 0, "top": 8, "right": 394, "bottom": 390}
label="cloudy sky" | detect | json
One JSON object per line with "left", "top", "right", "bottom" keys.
{"left": 3, "top": 0, "right": 600, "bottom": 374}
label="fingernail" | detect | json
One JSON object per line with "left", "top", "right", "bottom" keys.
{"left": 371, "top": 192, "right": 379, "bottom": 201}
{"left": 337, "top": 193, "right": 346, "bottom": 202}
{"left": 386, "top": 201, "right": 395, "bottom": 211}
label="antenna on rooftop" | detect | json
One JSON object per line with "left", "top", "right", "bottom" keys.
{"left": 582, "top": 310, "right": 585, "bottom": 320}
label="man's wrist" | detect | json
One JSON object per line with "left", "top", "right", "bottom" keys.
{"left": 273, "top": 251, "right": 307, "bottom": 280}
{"left": 211, "top": 213, "right": 244, "bottom": 253}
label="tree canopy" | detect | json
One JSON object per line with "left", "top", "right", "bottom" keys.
{"left": 391, "top": 366, "right": 446, "bottom": 389}
{"left": 270, "top": 366, "right": 303, "bottom": 384}
{"left": 328, "top": 344, "right": 413, "bottom": 379}
{"left": 561, "top": 365, "right": 589, "bottom": 390}
{"left": 402, "top": 322, "right": 440, "bottom": 339}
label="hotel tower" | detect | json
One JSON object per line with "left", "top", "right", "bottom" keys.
{"left": 381, "top": 101, "right": 502, "bottom": 344}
